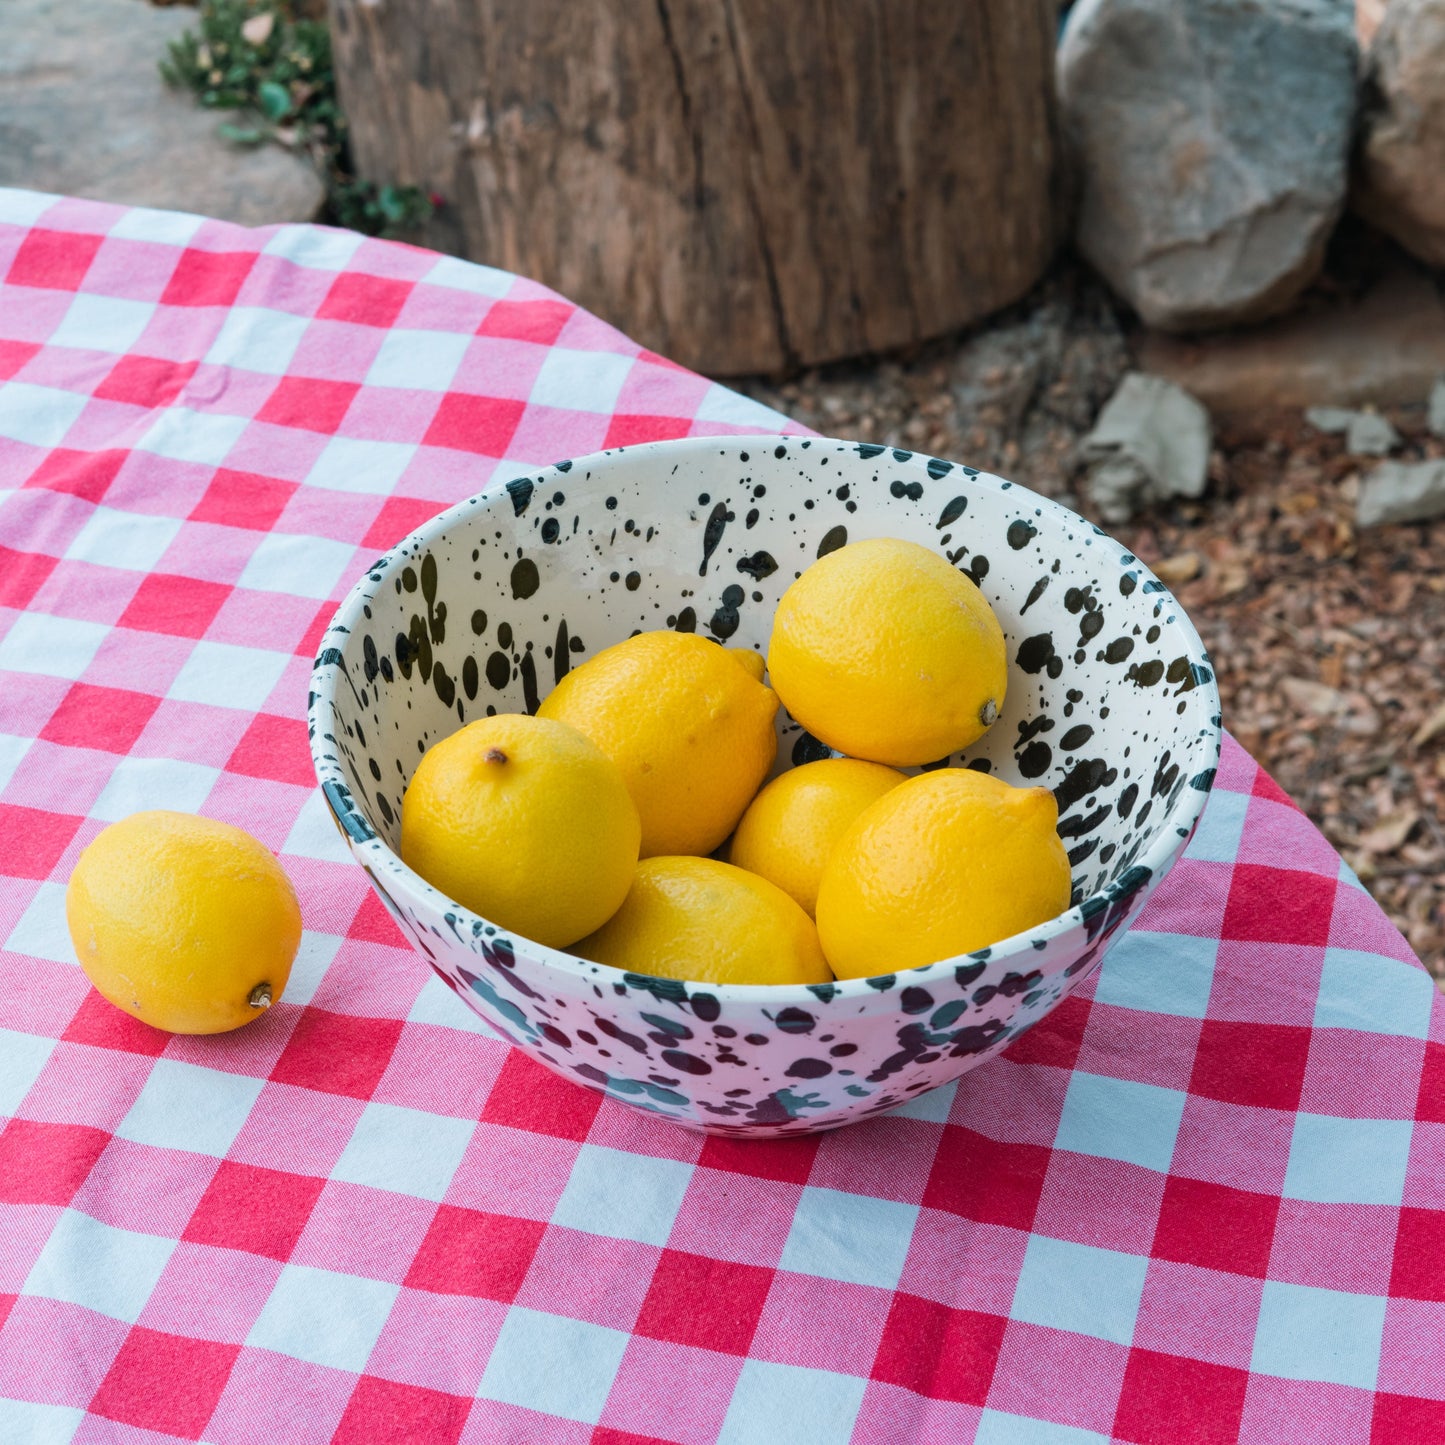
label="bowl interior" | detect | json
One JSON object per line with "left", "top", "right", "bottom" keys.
{"left": 321, "top": 437, "right": 1218, "bottom": 924}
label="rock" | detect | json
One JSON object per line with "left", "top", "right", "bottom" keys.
{"left": 1305, "top": 406, "right": 1399, "bottom": 454}
{"left": 1057, "top": 0, "right": 1357, "bottom": 332}
{"left": 1356, "top": 0, "right": 1445, "bottom": 268}
{"left": 1345, "top": 411, "right": 1400, "bottom": 457}
{"left": 1080, "top": 373, "right": 1212, "bottom": 523}
{"left": 1356, "top": 460, "right": 1445, "bottom": 529}
{"left": 1430, "top": 377, "right": 1445, "bottom": 439}
{"left": 0, "top": 0, "right": 324, "bottom": 227}
{"left": 1305, "top": 406, "right": 1356, "bottom": 435}
{"left": 1139, "top": 265, "right": 1445, "bottom": 416}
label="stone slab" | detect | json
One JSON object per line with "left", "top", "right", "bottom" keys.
{"left": 0, "top": 0, "right": 324, "bottom": 227}
{"left": 1139, "top": 267, "right": 1445, "bottom": 415}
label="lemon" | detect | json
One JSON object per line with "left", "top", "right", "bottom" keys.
{"left": 401, "top": 713, "right": 639, "bottom": 949}
{"left": 767, "top": 537, "right": 1007, "bottom": 766}
{"left": 575, "top": 856, "right": 832, "bottom": 987}
{"left": 816, "top": 768, "right": 1071, "bottom": 978}
{"left": 730, "top": 648, "right": 766, "bottom": 683}
{"left": 730, "top": 758, "right": 906, "bottom": 917}
{"left": 538, "top": 631, "right": 779, "bottom": 857}
{"left": 65, "top": 811, "right": 301, "bottom": 1034}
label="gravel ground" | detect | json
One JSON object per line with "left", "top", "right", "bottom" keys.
{"left": 741, "top": 267, "right": 1445, "bottom": 982}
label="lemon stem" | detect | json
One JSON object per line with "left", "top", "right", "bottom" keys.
{"left": 484, "top": 748, "right": 508, "bottom": 764}
{"left": 248, "top": 983, "right": 272, "bottom": 1009}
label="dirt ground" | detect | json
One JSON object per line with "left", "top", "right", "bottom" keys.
{"left": 741, "top": 266, "right": 1445, "bottom": 982}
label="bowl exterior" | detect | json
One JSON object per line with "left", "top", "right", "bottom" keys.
{"left": 309, "top": 437, "right": 1221, "bottom": 1136}
{"left": 347, "top": 858, "right": 1168, "bottom": 1136}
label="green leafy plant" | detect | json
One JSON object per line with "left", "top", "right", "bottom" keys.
{"left": 160, "top": 0, "right": 435, "bottom": 238}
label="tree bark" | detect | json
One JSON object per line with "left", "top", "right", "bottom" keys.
{"left": 328, "top": 0, "right": 1060, "bottom": 376}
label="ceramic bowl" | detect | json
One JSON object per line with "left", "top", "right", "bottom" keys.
{"left": 308, "top": 436, "right": 1220, "bottom": 1136}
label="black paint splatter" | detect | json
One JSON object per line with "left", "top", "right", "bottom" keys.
{"left": 506, "top": 477, "right": 533, "bottom": 515}
{"left": 1018, "top": 741, "right": 1052, "bottom": 777}
{"left": 553, "top": 619, "right": 572, "bottom": 686}
{"left": 709, "top": 584, "right": 745, "bottom": 638}
{"left": 700, "top": 502, "right": 731, "bottom": 576}
{"left": 737, "top": 551, "right": 777, "bottom": 580}
{"left": 510, "top": 558, "right": 539, "bottom": 599}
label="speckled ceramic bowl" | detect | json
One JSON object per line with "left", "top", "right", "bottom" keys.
{"left": 309, "top": 436, "right": 1220, "bottom": 1135}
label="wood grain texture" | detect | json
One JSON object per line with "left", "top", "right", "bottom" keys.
{"left": 328, "top": 0, "right": 1060, "bottom": 374}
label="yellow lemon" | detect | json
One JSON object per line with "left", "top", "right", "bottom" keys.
{"left": 575, "top": 856, "right": 832, "bottom": 987}
{"left": 538, "top": 631, "right": 779, "bottom": 857}
{"left": 65, "top": 811, "right": 301, "bottom": 1034}
{"left": 730, "top": 648, "right": 766, "bottom": 683}
{"left": 767, "top": 537, "right": 1007, "bottom": 766}
{"left": 730, "top": 757, "right": 906, "bottom": 917}
{"left": 816, "top": 768, "right": 1071, "bottom": 978}
{"left": 401, "top": 713, "right": 639, "bottom": 948}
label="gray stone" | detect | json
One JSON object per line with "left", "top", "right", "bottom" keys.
{"left": 1430, "top": 377, "right": 1445, "bottom": 439}
{"left": 1357, "top": 460, "right": 1445, "bottom": 529}
{"left": 1305, "top": 406, "right": 1399, "bottom": 454}
{"left": 1305, "top": 407, "right": 1356, "bottom": 435}
{"left": 0, "top": 0, "right": 324, "bottom": 227}
{"left": 1081, "top": 373, "right": 1212, "bottom": 523}
{"left": 1356, "top": 0, "right": 1445, "bottom": 268}
{"left": 1057, "top": 0, "right": 1357, "bottom": 332}
{"left": 1345, "top": 411, "right": 1400, "bottom": 457}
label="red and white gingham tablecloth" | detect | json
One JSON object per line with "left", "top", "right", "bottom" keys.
{"left": 1, "top": 187, "right": 1444, "bottom": 1444}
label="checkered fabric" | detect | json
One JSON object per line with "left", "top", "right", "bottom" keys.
{"left": 1, "top": 187, "right": 1443, "bottom": 1445}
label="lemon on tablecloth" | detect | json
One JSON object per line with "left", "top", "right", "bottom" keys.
{"left": 65, "top": 810, "right": 302, "bottom": 1034}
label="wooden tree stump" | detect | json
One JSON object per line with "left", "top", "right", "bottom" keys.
{"left": 328, "top": 0, "right": 1060, "bottom": 375}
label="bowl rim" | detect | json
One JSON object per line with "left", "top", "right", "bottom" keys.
{"left": 307, "top": 434, "right": 1222, "bottom": 1002}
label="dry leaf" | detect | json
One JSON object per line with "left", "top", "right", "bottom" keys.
{"left": 1345, "top": 851, "right": 1379, "bottom": 884}
{"left": 1359, "top": 808, "right": 1421, "bottom": 855}
{"left": 1280, "top": 677, "right": 1380, "bottom": 735}
{"left": 1214, "top": 563, "right": 1250, "bottom": 597}
{"left": 1319, "top": 650, "right": 1344, "bottom": 689}
{"left": 241, "top": 12, "right": 274, "bottom": 45}
{"left": 1281, "top": 677, "right": 1349, "bottom": 717}
{"left": 1341, "top": 696, "right": 1383, "bottom": 737}
{"left": 1414, "top": 699, "right": 1445, "bottom": 749}
{"left": 1152, "top": 551, "right": 1201, "bottom": 584}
